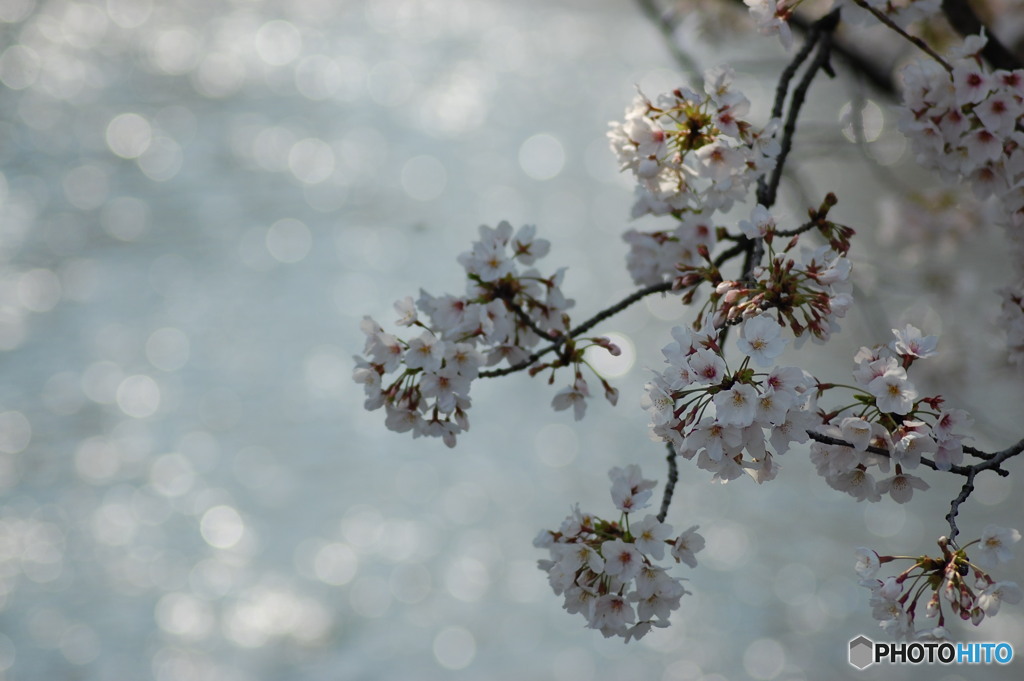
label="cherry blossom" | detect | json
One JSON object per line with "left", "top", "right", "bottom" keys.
{"left": 671, "top": 526, "right": 705, "bottom": 568}
{"left": 534, "top": 468, "right": 703, "bottom": 641}
{"left": 552, "top": 377, "right": 590, "bottom": 421}
{"left": 737, "top": 314, "right": 787, "bottom": 367}
{"left": 867, "top": 366, "right": 918, "bottom": 415}
{"left": 977, "top": 581, "right": 1023, "bottom": 617}
{"left": 974, "top": 525, "right": 1021, "bottom": 568}
{"left": 744, "top": 0, "right": 794, "bottom": 48}
{"left": 609, "top": 465, "right": 657, "bottom": 513}
{"left": 854, "top": 547, "right": 881, "bottom": 578}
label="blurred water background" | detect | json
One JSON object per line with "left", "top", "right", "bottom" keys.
{"left": 0, "top": 0, "right": 1021, "bottom": 679}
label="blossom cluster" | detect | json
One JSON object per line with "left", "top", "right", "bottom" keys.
{"left": 810, "top": 325, "right": 975, "bottom": 503}
{"left": 353, "top": 222, "right": 573, "bottom": 446}
{"left": 897, "top": 34, "right": 1024, "bottom": 368}
{"left": 712, "top": 199, "right": 855, "bottom": 345}
{"left": 856, "top": 527, "right": 1022, "bottom": 640}
{"left": 643, "top": 312, "right": 820, "bottom": 484}
{"left": 608, "top": 66, "right": 780, "bottom": 283}
{"left": 898, "top": 35, "right": 1024, "bottom": 227}
{"left": 621, "top": 213, "right": 717, "bottom": 287}
{"left": 534, "top": 465, "right": 704, "bottom": 641}
{"left": 608, "top": 65, "right": 779, "bottom": 218}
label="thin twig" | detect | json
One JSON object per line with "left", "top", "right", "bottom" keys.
{"left": 805, "top": 429, "right": 979, "bottom": 476}
{"left": 788, "top": 9, "right": 897, "bottom": 96}
{"left": 806, "top": 431, "right": 1024, "bottom": 544}
{"left": 945, "top": 471, "right": 976, "bottom": 546}
{"left": 852, "top": 0, "right": 952, "bottom": 73}
{"left": 657, "top": 441, "right": 679, "bottom": 523}
{"left": 756, "top": 15, "right": 824, "bottom": 208}
{"left": 500, "top": 296, "right": 561, "bottom": 342}
{"left": 771, "top": 17, "right": 824, "bottom": 122}
{"left": 713, "top": 241, "right": 749, "bottom": 268}
{"left": 974, "top": 436, "right": 1024, "bottom": 473}
{"left": 774, "top": 218, "right": 819, "bottom": 238}
{"left": 963, "top": 444, "right": 994, "bottom": 461}
{"left": 741, "top": 237, "right": 765, "bottom": 285}
{"left": 760, "top": 15, "right": 839, "bottom": 210}
{"left": 479, "top": 281, "right": 674, "bottom": 378}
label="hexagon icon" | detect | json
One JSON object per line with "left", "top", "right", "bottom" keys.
{"left": 849, "top": 636, "right": 874, "bottom": 670}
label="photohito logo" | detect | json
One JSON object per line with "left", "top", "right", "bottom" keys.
{"left": 849, "top": 636, "right": 1014, "bottom": 670}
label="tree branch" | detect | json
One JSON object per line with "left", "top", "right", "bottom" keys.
{"left": 637, "top": 0, "right": 897, "bottom": 97}
{"left": 805, "top": 429, "right": 978, "bottom": 476}
{"left": 807, "top": 430, "right": 1024, "bottom": 544}
{"left": 945, "top": 470, "right": 976, "bottom": 546}
{"left": 943, "top": 436, "right": 1024, "bottom": 544}
{"left": 479, "top": 281, "right": 675, "bottom": 378}
{"left": 796, "top": 14, "right": 897, "bottom": 96}
{"left": 499, "top": 295, "right": 562, "bottom": 342}
{"left": 758, "top": 10, "right": 839, "bottom": 211}
{"left": 852, "top": 0, "right": 952, "bottom": 73}
{"left": 657, "top": 441, "right": 679, "bottom": 523}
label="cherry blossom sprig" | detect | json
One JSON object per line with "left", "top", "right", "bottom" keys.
{"left": 807, "top": 325, "right": 980, "bottom": 503}
{"left": 643, "top": 313, "right": 821, "bottom": 484}
{"left": 694, "top": 197, "right": 854, "bottom": 342}
{"left": 855, "top": 528, "right": 1022, "bottom": 641}
{"left": 898, "top": 34, "right": 1024, "bottom": 215}
{"left": 608, "top": 64, "right": 780, "bottom": 223}
{"left": 534, "top": 465, "right": 704, "bottom": 641}
{"left": 896, "top": 32, "right": 1024, "bottom": 366}
{"left": 353, "top": 221, "right": 577, "bottom": 446}
{"left": 351, "top": 0, "right": 1024, "bottom": 648}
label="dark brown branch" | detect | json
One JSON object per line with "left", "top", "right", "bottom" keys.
{"left": 807, "top": 431, "right": 1024, "bottom": 543}
{"left": 758, "top": 11, "right": 839, "bottom": 211}
{"left": 975, "top": 436, "right": 1024, "bottom": 472}
{"left": 941, "top": 0, "right": 1024, "bottom": 71}
{"left": 805, "top": 429, "right": 978, "bottom": 476}
{"left": 853, "top": 0, "right": 952, "bottom": 72}
{"left": 946, "top": 471, "right": 976, "bottom": 546}
{"left": 786, "top": 10, "right": 897, "bottom": 96}
{"left": 963, "top": 443, "right": 994, "bottom": 460}
{"left": 657, "top": 441, "right": 679, "bottom": 523}
{"left": 741, "top": 237, "right": 765, "bottom": 286}
{"left": 737, "top": 11, "right": 840, "bottom": 286}
{"left": 774, "top": 218, "right": 818, "bottom": 238}
{"left": 479, "top": 281, "right": 674, "bottom": 378}
{"left": 713, "top": 241, "right": 748, "bottom": 268}
{"left": 640, "top": 0, "right": 897, "bottom": 97}
{"left": 768, "top": 16, "right": 825, "bottom": 123}
{"left": 500, "top": 296, "right": 561, "bottom": 342}
{"left": 943, "top": 435, "right": 1024, "bottom": 544}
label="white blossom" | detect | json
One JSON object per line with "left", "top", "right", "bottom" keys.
{"left": 975, "top": 526, "right": 1021, "bottom": 569}
{"left": 671, "top": 526, "right": 705, "bottom": 568}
